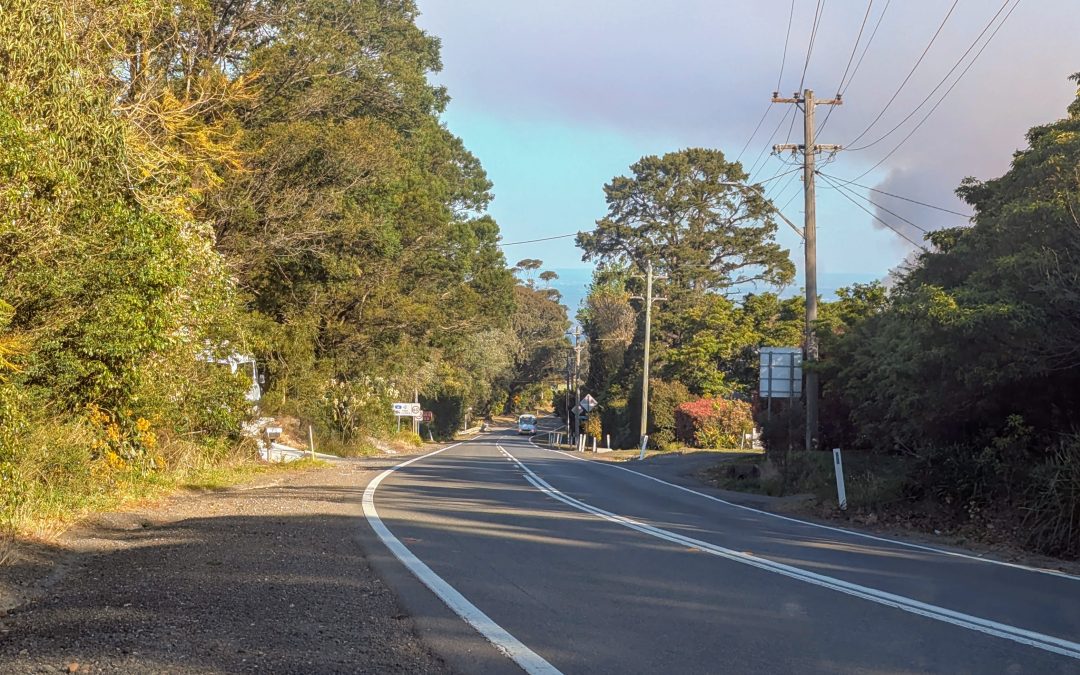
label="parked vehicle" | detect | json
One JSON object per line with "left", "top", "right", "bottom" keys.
{"left": 517, "top": 414, "right": 537, "bottom": 435}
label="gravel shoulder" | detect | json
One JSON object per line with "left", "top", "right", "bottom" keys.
{"left": 0, "top": 459, "right": 452, "bottom": 674}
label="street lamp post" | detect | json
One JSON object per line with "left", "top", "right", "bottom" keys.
{"left": 720, "top": 181, "right": 814, "bottom": 450}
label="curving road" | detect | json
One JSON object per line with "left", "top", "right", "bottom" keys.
{"left": 363, "top": 430, "right": 1080, "bottom": 674}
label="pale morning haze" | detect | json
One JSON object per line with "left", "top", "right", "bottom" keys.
{"left": 416, "top": 0, "right": 1080, "bottom": 307}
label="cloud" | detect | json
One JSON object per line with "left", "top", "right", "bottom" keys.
{"left": 419, "top": 0, "right": 1079, "bottom": 237}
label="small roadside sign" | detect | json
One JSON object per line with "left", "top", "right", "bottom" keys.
{"left": 421, "top": 410, "right": 434, "bottom": 422}
{"left": 392, "top": 402, "right": 422, "bottom": 416}
{"left": 572, "top": 404, "right": 584, "bottom": 415}
{"left": 579, "top": 395, "right": 598, "bottom": 412}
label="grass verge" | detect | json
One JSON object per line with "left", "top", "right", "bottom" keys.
{"left": 1, "top": 423, "right": 326, "bottom": 551}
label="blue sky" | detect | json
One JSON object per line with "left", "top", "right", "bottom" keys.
{"left": 415, "top": 1, "right": 1080, "bottom": 310}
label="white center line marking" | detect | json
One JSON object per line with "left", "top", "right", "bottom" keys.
{"left": 499, "top": 444, "right": 1080, "bottom": 662}
{"left": 364, "top": 443, "right": 563, "bottom": 675}
{"left": 526, "top": 435, "right": 1080, "bottom": 582}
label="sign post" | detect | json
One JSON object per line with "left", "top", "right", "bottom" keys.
{"left": 575, "top": 394, "right": 597, "bottom": 447}
{"left": 639, "top": 434, "right": 649, "bottom": 461}
{"left": 833, "top": 448, "right": 848, "bottom": 510}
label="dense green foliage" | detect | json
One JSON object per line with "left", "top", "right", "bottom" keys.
{"left": 577, "top": 152, "right": 800, "bottom": 449}
{"left": 0, "top": 0, "right": 566, "bottom": 533}
{"left": 818, "top": 77, "right": 1080, "bottom": 556}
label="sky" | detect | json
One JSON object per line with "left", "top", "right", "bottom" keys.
{"left": 415, "top": 1, "right": 1080, "bottom": 310}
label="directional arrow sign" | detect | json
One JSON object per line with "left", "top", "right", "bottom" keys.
{"left": 579, "top": 395, "right": 598, "bottom": 412}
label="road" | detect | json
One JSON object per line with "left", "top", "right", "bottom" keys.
{"left": 365, "top": 429, "right": 1080, "bottom": 674}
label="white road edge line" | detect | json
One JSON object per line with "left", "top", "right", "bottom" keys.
{"left": 500, "top": 444, "right": 1080, "bottom": 662}
{"left": 363, "top": 442, "right": 563, "bottom": 675}
{"left": 526, "top": 435, "right": 1080, "bottom": 582}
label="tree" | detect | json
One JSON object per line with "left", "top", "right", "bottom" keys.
{"left": 513, "top": 258, "right": 543, "bottom": 287}
{"left": 577, "top": 148, "right": 795, "bottom": 295}
{"left": 818, "top": 74, "right": 1080, "bottom": 556}
{"left": 539, "top": 270, "right": 559, "bottom": 287}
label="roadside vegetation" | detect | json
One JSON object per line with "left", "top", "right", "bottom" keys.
{"left": 577, "top": 80, "right": 1080, "bottom": 559}
{"left": 0, "top": 1, "right": 568, "bottom": 542}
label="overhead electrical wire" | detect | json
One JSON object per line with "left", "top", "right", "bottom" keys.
{"left": 756, "top": 165, "right": 805, "bottom": 186}
{"left": 777, "top": 0, "right": 796, "bottom": 92}
{"left": 826, "top": 175, "right": 929, "bottom": 234}
{"left": 497, "top": 168, "right": 804, "bottom": 248}
{"left": 747, "top": 105, "right": 796, "bottom": 177}
{"left": 735, "top": 106, "right": 773, "bottom": 163}
{"left": 798, "top": 0, "right": 827, "bottom": 93}
{"left": 818, "top": 0, "right": 880, "bottom": 135}
{"left": 498, "top": 232, "right": 584, "bottom": 247}
{"left": 834, "top": 0, "right": 1023, "bottom": 185}
{"left": 847, "top": 0, "right": 1015, "bottom": 152}
{"left": 844, "top": 0, "right": 961, "bottom": 148}
{"left": 817, "top": 172, "right": 972, "bottom": 218}
{"left": 819, "top": 174, "right": 927, "bottom": 249}
{"left": 839, "top": 0, "right": 892, "bottom": 96}
{"left": 835, "top": 0, "right": 875, "bottom": 94}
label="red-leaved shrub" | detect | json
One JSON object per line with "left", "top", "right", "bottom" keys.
{"left": 675, "top": 397, "right": 753, "bottom": 448}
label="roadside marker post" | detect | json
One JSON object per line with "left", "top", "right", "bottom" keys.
{"left": 639, "top": 435, "right": 649, "bottom": 461}
{"left": 833, "top": 448, "right": 848, "bottom": 510}
{"left": 308, "top": 425, "right": 315, "bottom": 460}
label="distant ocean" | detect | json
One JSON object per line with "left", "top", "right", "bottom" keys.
{"left": 547, "top": 268, "right": 886, "bottom": 320}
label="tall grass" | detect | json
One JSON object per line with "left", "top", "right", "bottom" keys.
{"left": 0, "top": 416, "right": 299, "bottom": 544}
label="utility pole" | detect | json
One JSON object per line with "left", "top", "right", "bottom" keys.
{"left": 631, "top": 261, "right": 665, "bottom": 449}
{"left": 773, "top": 89, "right": 841, "bottom": 452}
{"left": 564, "top": 352, "right": 572, "bottom": 436}
{"left": 567, "top": 326, "right": 585, "bottom": 441}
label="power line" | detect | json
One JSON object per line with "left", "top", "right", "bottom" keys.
{"left": 798, "top": 0, "right": 827, "bottom": 93}
{"left": 835, "top": 0, "right": 874, "bottom": 94}
{"left": 756, "top": 165, "right": 804, "bottom": 186}
{"left": 818, "top": 172, "right": 972, "bottom": 217}
{"left": 824, "top": 173, "right": 929, "bottom": 233}
{"left": 835, "top": 0, "right": 1023, "bottom": 185}
{"left": 747, "top": 105, "right": 796, "bottom": 177}
{"left": 846, "top": 0, "right": 1015, "bottom": 152}
{"left": 840, "top": 0, "right": 891, "bottom": 96}
{"left": 739, "top": 0, "right": 795, "bottom": 166}
{"left": 777, "top": 0, "right": 796, "bottom": 92}
{"left": 818, "top": 0, "right": 878, "bottom": 135}
{"left": 499, "top": 232, "right": 585, "bottom": 247}
{"left": 844, "top": 0, "right": 960, "bottom": 148}
{"left": 735, "top": 106, "right": 772, "bottom": 163}
{"left": 819, "top": 173, "right": 927, "bottom": 249}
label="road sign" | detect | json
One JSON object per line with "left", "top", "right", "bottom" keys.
{"left": 421, "top": 410, "right": 433, "bottom": 423}
{"left": 579, "top": 395, "right": 598, "bottom": 412}
{"left": 392, "top": 402, "right": 422, "bottom": 416}
{"left": 759, "top": 347, "right": 802, "bottom": 398}
{"left": 572, "top": 404, "right": 584, "bottom": 415}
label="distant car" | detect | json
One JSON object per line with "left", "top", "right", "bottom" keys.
{"left": 517, "top": 414, "right": 537, "bottom": 435}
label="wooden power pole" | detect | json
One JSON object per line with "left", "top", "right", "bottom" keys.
{"left": 633, "top": 261, "right": 665, "bottom": 449}
{"left": 773, "top": 89, "right": 841, "bottom": 452}
{"left": 567, "top": 326, "right": 585, "bottom": 441}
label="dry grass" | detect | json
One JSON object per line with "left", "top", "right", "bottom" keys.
{"left": 1, "top": 420, "right": 324, "bottom": 547}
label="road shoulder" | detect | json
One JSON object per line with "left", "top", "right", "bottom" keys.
{"left": 0, "top": 460, "right": 451, "bottom": 674}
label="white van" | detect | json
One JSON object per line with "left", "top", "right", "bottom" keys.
{"left": 517, "top": 414, "right": 537, "bottom": 435}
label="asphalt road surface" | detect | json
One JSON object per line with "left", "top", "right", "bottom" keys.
{"left": 365, "top": 430, "right": 1080, "bottom": 674}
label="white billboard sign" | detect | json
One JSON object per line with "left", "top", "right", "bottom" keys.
{"left": 759, "top": 347, "right": 803, "bottom": 398}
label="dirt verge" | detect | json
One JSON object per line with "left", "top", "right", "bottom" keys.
{"left": 0, "top": 461, "right": 450, "bottom": 674}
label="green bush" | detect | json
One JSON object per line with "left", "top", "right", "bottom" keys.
{"left": 649, "top": 379, "right": 692, "bottom": 450}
